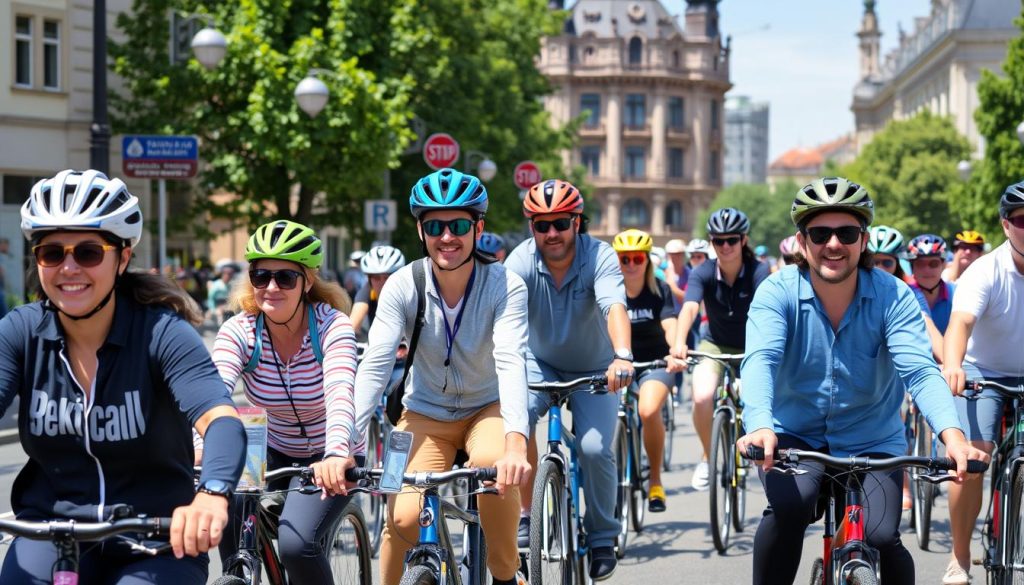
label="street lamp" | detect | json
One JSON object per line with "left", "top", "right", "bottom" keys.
{"left": 465, "top": 150, "right": 497, "bottom": 182}
{"left": 190, "top": 27, "right": 227, "bottom": 70}
{"left": 957, "top": 159, "right": 972, "bottom": 181}
{"left": 294, "top": 71, "right": 331, "bottom": 118}
{"left": 1017, "top": 120, "right": 1024, "bottom": 146}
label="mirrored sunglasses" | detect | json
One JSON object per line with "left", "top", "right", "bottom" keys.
{"left": 422, "top": 218, "right": 474, "bottom": 237}
{"left": 618, "top": 252, "right": 647, "bottom": 266}
{"left": 873, "top": 258, "right": 895, "bottom": 269}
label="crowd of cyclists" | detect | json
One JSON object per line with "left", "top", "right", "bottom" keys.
{"left": 0, "top": 165, "right": 1021, "bottom": 585}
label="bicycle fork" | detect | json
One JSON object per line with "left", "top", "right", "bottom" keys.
{"left": 824, "top": 488, "right": 880, "bottom": 585}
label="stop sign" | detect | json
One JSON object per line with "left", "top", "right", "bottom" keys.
{"left": 423, "top": 133, "right": 460, "bottom": 170}
{"left": 514, "top": 161, "right": 542, "bottom": 190}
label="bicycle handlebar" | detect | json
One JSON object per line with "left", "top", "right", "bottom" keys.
{"left": 345, "top": 466, "right": 498, "bottom": 485}
{"left": 0, "top": 516, "right": 172, "bottom": 542}
{"left": 964, "top": 379, "right": 1024, "bottom": 397}
{"left": 527, "top": 360, "right": 667, "bottom": 392}
{"left": 742, "top": 446, "right": 988, "bottom": 475}
{"left": 687, "top": 351, "right": 745, "bottom": 361}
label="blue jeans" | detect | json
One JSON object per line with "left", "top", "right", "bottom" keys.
{"left": 527, "top": 356, "right": 619, "bottom": 549}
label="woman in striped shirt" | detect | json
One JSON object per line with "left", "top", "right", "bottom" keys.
{"left": 212, "top": 220, "right": 359, "bottom": 584}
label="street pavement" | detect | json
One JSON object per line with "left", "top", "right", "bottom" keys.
{"left": 0, "top": 390, "right": 984, "bottom": 584}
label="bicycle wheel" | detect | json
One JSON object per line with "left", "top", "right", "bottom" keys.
{"left": 460, "top": 520, "right": 489, "bottom": 585}
{"left": 911, "top": 415, "right": 934, "bottom": 550}
{"left": 364, "top": 417, "right": 386, "bottom": 557}
{"left": 400, "top": 564, "right": 439, "bottom": 585}
{"left": 613, "top": 420, "right": 630, "bottom": 558}
{"left": 848, "top": 565, "right": 878, "bottom": 585}
{"left": 329, "top": 501, "right": 372, "bottom": 585}
{"left": 211, "top": 577, "right": 248, "bottom": 585}
{"left": 661, "top": 397, "right": 675, "bottom": 472}
{"left": 731, "top": 417, "right": 747, "bottom": 533}
{"left": 808, "top": 558, "right": 824, "bottom": 585}
{"left": 629, "top": 418, "right": 647, "bottom": 534}
{"left": 530, "top": 459, "right": 575, "bottom": 585}
{"left": 1009, "top": 464, "right": 1024, "bottom": 585}
{"left": 709, "top": 409, "right": 733, "bottom": 553}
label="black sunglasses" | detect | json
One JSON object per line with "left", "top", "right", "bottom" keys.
{"left": 711, "top": 236, "right": 741, "bottom": 247}
{"left": 803, "top": 226, "right": 863, "bottom": 246}
{"left": 249, "top": 268, "right": 304, "bottom": 290}
{"left": 33, "top": 242, "right": 117, "bottom": 268}
{"left": 1005, "top": 215, "right": 1024, "bottom": 229}
{"left": 532, "top": 217, "right": 575, "bottom": 233}
{"left": 422, "top": 218, "right": 475, "bottom": 237}
{"left": 873, "top": 258, "right": 895, "bottom": 269}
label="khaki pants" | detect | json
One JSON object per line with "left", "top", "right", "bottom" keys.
{"left": 381, "top": 402, "right": 520, "bottom": 585}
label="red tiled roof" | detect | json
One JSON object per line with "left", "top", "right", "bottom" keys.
{"left": 769, "top": 148, "right": 823, "bottom": 170}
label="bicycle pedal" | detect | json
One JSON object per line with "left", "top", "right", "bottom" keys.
{"left": 972, "top": 559, "right": 983, "bottom": 566}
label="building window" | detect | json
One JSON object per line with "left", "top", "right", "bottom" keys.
{"left": 621, "top": 198, "right": 650, "bottom": 227}
{"left": 580, "top": 93, "right": 600, "bottom": 127}
{"left": 15, "top": 16, "right": 33, "bottom": 87}
{"left": 581, "top": 146, "right": 600, "bottom": 175}
{"left": 43, "top": 20, "right": 60, "bottom": 89}
{"left": 588, "top": 202, "right": 603, "bottom": 229}
{"left": 3, "top": 174, "right": 45, "bottom": 205}
{"left": 625, "top": 94, "right": 646, "bottom": 128}
{"left": 665, "top": 201, "right": 684, "bottom": 229}
{"left": 672, "top": 50, "right": 680, "bottom": 68}
{"left": 710, "top": 99, "right": 720, "bottom": 130}
{"left": 583, "top": 46, "right": 596, "bottom": 63}
{"left": 710, "top": 150, "right": 720, "bottom": 182}
{"left": 569, "top": 44, "right": 577, "bottom": 63}
{"left": 669, "top": 97, "right": 684, "bottom": 129}
{"left": 628, "top": 37, "right": 643, "bottom": 65}
{"left": 668, "top": 148, "right": 684, "bottom": 178}
{"left": 625, "top": 146, "right": 645, "bottom": 178}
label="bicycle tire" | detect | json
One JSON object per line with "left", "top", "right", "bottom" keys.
{"left": 211, "top": 576, "right": 248, "bottom": 585}
{"left": 709, "top": 409, "right": 733, "bottom": 553}
{"left": 530, "top": 459, "right": 576, "bottom": 585}
{"left": 613, "top": 420, "right": 630, "bottom": 558}
{"left": 808, "top": 558, "right": 824, "bottom": 585}
{"left": 1009, "top": 464, "right": 1024, "bottom": 585}
{"left": 460, "top": 521, "right": 488, "bottom": 585}
{"left": 731, "top": 416, "right": 748, "bottom": 533}
{"left": 365, "top": 417, "right": 386, "bottom": 557}
{"left": 400, "top": 563, "right": 439, "bottom": 585}
{"left": 629, "top": 414, "right": 647, "bottom": 533}
{"left": 329, "top": 501, "right": 372, "bottom": 585}
{"left": 848, "top": 565, "right": 878, "bottom": 585}
{"left": 662, "top": 397, "right": 675, "bottom": 471}
{"left": 911, "top": 415, "right": 934, "bottom": 550}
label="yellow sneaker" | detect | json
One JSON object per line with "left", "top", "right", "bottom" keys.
{"left": 649, "top": 484, "right": 667, "bottom": 512}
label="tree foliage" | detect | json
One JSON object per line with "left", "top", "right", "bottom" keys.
{"left": 696, "top": 181, "right": 800, "bottom": 251}
{"left": 840, "top": 111, "right": 971, "bottom": 239}
{"left": 109, "top": 0, "right": 573, "bottom": 250}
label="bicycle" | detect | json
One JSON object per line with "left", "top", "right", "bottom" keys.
{"left": 962, "top": 379, "right": 1024, "bottom": 584}
{"left": 0, "top": 504, "right": 170, "bottom": 585}
{"left": 661, "top": 385, "right": 676, "bottom": 472}
{"left": 611, "top": 359, "right": 668, "bottom": 558}
{"left": 527, "top": 372, "right": 614, "bottom": 585}
{"left": 687, "top": 350, "right": 747, "bottom": 553}
{"left": 214, "top": 465, "right": 372, "bottom": 585}
{"left": 903, "top": 396, "right": 944, "bottom": 550}
{"left": 744, "top": 446, "right": 987, "bottom": 585}
{"left": 346, "top": 464, "right": 498, "bottom": 585}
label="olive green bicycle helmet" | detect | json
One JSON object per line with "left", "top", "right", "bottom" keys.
{"left": 245, "top": 220, "right": 323, "bottom": 268}
{"left": 791, "top": 177, "right": 874, "bottom": 227}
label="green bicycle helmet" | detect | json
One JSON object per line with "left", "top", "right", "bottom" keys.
{"left": 245, "top": 220, "right": 323, "bottom": 268}
{"left": 867, "top": 225, "right": 904, "bottom": 255}
{"left": 791, "top": 177, "right": 874, "bottom": 227}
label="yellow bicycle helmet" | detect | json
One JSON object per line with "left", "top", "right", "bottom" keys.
{"left": 954, "top": 230, "right": 985, "bottom": 246}
{"left": 613, "top": 229, "right": 653, "bottom": 253}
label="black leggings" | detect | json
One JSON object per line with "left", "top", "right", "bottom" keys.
{"left": 752, "top": 435, "right": 914, "bottom": 585}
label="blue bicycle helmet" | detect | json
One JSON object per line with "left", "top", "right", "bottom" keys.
{"left": 410, "top": 168, "right": 488, "bottom": 219}
{"left": 867, "top": 225, "right": 904, "bottom": 255}
{"left": 477, "top": 232, "right": 505, "bottom": 255}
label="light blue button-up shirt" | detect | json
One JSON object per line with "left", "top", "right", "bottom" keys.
{"left": 741, "top": 265, "right": 963, "bottom": 457}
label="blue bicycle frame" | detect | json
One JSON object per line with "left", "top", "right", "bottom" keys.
{"left": 542, "top": 398, "right": 590, "bottom": 564}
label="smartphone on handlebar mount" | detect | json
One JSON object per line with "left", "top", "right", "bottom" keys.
{"left": 379, "top": 430, "right": 413, "bottom": 493}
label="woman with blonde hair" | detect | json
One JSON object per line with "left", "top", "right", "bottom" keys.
{"left": 612, "top": 229, "right": 678, "bottom": 512}
{"left": 213, "top": 220, "right": 359, "bottom": 584}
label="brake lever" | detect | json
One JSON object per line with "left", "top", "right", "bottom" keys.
{"left": 918, "top": 473, "right": 958, "bottom": 485}
{"left": 766, "top": 465, "right": 807, "bottom": 476}
{"left": 125, "top": 540, "right": 173, "bottom": 556}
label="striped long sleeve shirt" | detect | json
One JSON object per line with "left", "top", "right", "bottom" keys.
{"left": 213, "top": 303, "right": 361, "bottom": 458}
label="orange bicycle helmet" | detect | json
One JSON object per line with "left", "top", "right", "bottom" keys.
{"left": 954, "top": 230, "right": 985, "bottom": 246}
{"left": 523, "top": 179, "right": 584, "bottom": 218}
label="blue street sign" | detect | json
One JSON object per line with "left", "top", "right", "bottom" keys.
{"left": 122, "top": 135, "right": 198, "bottom": 179}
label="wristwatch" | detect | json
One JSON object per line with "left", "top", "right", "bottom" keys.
{"left": 614, "top": 348, "right": 634, "bottom": 362}
{"left": 197, "top": 479, "right": 234, "bottom": 500}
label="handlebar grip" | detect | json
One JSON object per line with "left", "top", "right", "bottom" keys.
{"left": 935, "top": 458, "right": 989, "bottom": 474}
{"left": 345, "top": 467, "right": 369, "bottom": 482}
{"left": 156, "top": 518, "right": 173, "bottom": 534}
{"left": 476, "top": 467, "right": 498, "bottom": 481}
{"left": 743, "top": 446, "right": 765, "bottom": 461}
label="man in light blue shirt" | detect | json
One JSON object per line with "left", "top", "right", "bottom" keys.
{"left": 736, "top": 177, "right": 987, "bottom": 585}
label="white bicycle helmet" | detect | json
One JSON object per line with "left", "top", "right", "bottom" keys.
{"left": 686, "top": 238, "right": 711, "bottom": 255}
{"left": 360, "top": 245, "right": 406, "bottom": 274}
{"left": 21, "top": 169, "right": 142, "bottom": 246}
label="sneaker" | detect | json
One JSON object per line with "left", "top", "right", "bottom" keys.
{"left": 589, "top": 546, "right": 617, "bottom": 581}
{"left": 492, "top": 570, "right": 528, "bottom": 585}
{"left": 517, "top": 516, "right": 530, "bottom": 549}
{"left": 648, "top": 484, "right": 667, "bottom": 512}
{"left": 691, "top": 460, "right": 710, "bottom": 491}
{"left": 942, "top": 560, "right": 970, "bottom": 585}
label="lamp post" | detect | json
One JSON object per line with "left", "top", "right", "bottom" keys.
{"left": 90, "top": 0, "right": 110, "bottom": 174}
{"left": 1017, "top": 120, "right": 1024, "bottom": 146}
{"left": 464, "top": 150, "right": 497, "bottom": 182}
{"left": 295, "top": 71, "right": 331, "bottom": 118}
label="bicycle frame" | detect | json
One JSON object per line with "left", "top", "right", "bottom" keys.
{"left": 820, "top": 477, "right": 880, "bottom": 585}
{"left": 543, "top": 398, "right": 589, "bottom": 562}
{"left": 982, "top": 392, "right": 1024, "bottom": 579}
{"left": 404, "top": 480, "right": 487, "bottom": 585}
{"left": 221, "top": 489, "right": 286, "bottom": 585}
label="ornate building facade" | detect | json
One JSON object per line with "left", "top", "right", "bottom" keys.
{"left": 537, "top": 0, "right": 731, "bottom": 242}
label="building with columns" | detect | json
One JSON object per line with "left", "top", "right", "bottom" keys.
{"left": 852, "top": 0, "right": 1017, "bottom": 156}
{"left": 537, "top": 0, "right": 731, "bottom": 242}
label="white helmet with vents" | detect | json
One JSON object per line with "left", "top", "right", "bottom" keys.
{"left": 21, "top": 169, "right": 143, "bottom": 246}
{"left": 360, "top": 245, "right": 406, "bottom": 274}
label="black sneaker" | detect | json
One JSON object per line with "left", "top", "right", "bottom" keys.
{"left": 589, "top": 546, "right": 617, "bottom": 581}
{"left": 517, "top": 516, "right": 530, "bottom": 549}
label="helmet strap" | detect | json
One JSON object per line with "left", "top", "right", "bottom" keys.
{"left": 1007, "top": 238, "right": 1024, "bottom": 260}
{"left": 918, "top": 280, "right": 941, "bottom": 295}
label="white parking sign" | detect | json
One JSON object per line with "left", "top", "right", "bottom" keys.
{"left": 364, "top": 199, "right": 398, "bottom": 232}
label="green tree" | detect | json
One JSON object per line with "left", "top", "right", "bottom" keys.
{"left": 695, "top": 181, "right": 800, "bottom": 251}
{"left": 965, "top": 5, "right": 1024, "bottom": 240}
{"left": 840, "top": 111, "right": 971, "bottom": 238}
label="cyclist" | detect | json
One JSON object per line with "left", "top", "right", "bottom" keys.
{"left": 650, "top": 246, "right": 668, "bottom": 281}
{"left": 207, "top": 264, "right": 236, "bottom": 326}
{"left": 349, "top": 244, "right": 406, "bottom": 334}
{"left": 613, "top": 229, "right": 678, "bottom": 512}
{"left": 736, "top": 177, "right": 986, "bottom": 585}
{"left": 505, "top": 178, "right": 633, "bottom": 581}
{"left": 867, "top": 225, "right": 907, "bottom": 281}
{"left": 211, "top": 220, "right": 359, "bottom": 584}
{"left": 667, "top": 208, "right": 769, "bottom": 491}
{"left": 478, "top": 231, "right": 507, "bottom": 262}
{"left": 663, "top": 238, "right": 688, "bottom": 308}
{"left": 341, "top": 250, "right": 366, "bottom": 299}
{"left": 942, "top": 182, "right": 1024, "bottom": 585}
{"left": 755, "top": 244, "right": 770, "bottom": 266}
{"left": 942, "top": 230, "right": 986, "bottom": 283}
{"left": 777, "top": 235, "right": 800, "bottom": 271}
{"left": 907, "top": 234, "right": 954, "bottom": 361}
{"left": 350, "top": 168, "right": 532, "bottom": 585}
{"left": 0, "top": 169, "right": 245, "bottom": 583}
{"left": 687, "top": 238, "right": 712, "bottom": 269}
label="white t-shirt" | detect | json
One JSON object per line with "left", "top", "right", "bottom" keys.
{"left": 952, "top": 242, "right": 1024, "bottom": 378}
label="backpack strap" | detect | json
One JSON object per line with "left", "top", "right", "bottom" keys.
{"left": 243, "top": 304, "right": 323, "bottom": 374}
{"left": 385, "top": 258, "right": 427, "bottom": 425}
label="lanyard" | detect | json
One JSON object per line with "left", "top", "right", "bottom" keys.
{"left": 430, "top": 264, "right": 476, "bottom": 390}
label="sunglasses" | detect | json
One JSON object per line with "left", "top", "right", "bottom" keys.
{"left": 249, "top": 268, "right": 304, "bottom": 290}
{"left": 532, "top": 217, "right": 575, "bottom": 233}
{"left": 953, "top": 243, "right": 983, "bottom": 252}
{"left": 912, "top": 258, "right": 943, "bottom": 270}
{"left": 33, "top": 242, "right": 117, "bottom": 268}
{"left": 803, "top": 226, "right": 863, "bottom": 246}
{"left": 711, "top": 236, "right": 741, "bottom": 247}
{"left": 422, "top": 218, "right": 475, "bottom": 237}
{"left": 618, "top": 253, "right": 647, "bottom": 266}
{"left": 1006, "top": 215, "right": 1024, "bottom": 229}
{"left": 873, "top": 258, "right": 895, "bottom": 269}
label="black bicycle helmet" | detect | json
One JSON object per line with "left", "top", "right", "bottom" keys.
{"left": 1001, "top": 181, "right": 1024, "bottom": 218}
{"left": 706, "top": 208, "right": 750, "bottom": 235}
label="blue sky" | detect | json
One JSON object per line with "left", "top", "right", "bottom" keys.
{"left": 663, "top": 0, "right": 933, "bottom": 160}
